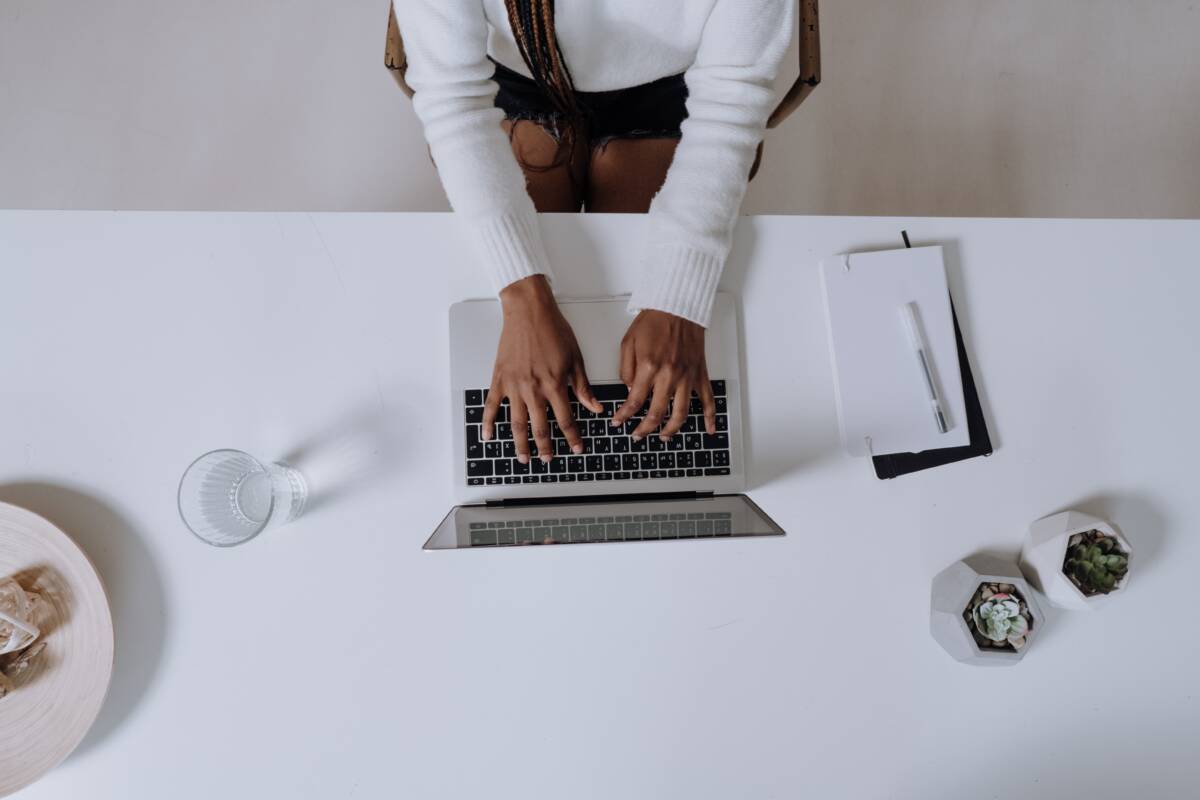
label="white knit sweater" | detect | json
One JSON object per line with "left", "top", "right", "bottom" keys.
{"left": 395, "top": 0, "right": 794, "bottom": 326}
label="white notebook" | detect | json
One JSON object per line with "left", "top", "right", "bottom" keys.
{"left": 820, "top": 246, "right": 968, "bottom": 457}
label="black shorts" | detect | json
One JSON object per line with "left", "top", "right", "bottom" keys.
{"left": 491, "top": 60, "right": 689, "bottom": 145}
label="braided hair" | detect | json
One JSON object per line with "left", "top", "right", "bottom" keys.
{"left": 503, "top": 0, "right": 581, "bottom": 167}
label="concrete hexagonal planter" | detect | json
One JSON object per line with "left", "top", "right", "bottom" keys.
{"left": 1019, "top": 510, "right": 1131, "bottom": 610}
{"left": 930, "top": 554, "right": 1045, "bottom": 666}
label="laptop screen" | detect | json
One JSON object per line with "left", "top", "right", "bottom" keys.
{"left": 424, "top": 494, "right": 783, "bottom": 550}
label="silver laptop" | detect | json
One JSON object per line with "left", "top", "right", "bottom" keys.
{"left": 425, "top": 293, "right": 784, "bottom": 549}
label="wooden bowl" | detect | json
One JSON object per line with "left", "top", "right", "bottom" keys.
{"left": 0, "top": 501, "right": 114, "bottom": 797}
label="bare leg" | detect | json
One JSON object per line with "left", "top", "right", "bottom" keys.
{"left": 501, "top": 119, "right": 587, "bottom": 213}
{"left": 584, "top": 136, "right": 680, "bottom": 213}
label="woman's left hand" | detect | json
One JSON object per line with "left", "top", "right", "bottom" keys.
{"left": 610, "top": 310, "right": 717, "bottom": 441}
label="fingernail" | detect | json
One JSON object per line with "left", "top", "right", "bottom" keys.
{"left": 631, "top": 434, "right": 642, "bottom": 442}
{"left": 609, "top": 419, "right": 621, "bottom": 428}
{"left": 572, "top": 444, "right": 583, "bottom": 454}
{"left": 660, "top": 434, "right": 670, "bottom": 442}
{"left": 518, "top": 454, "right": 528, "bottom": 464}
{"left": 481, "top": 430, "right": 491, "bottom": 441}
{"left": 541, "top": 455, "right": 552, "bottom": 464}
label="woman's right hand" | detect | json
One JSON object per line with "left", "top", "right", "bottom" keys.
{"left": 482, "top": 275, "right": 603, "bottom": 463}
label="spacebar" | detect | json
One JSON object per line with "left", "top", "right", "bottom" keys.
{"left": 590, "top": 384, "right": 629, "bottom": 401}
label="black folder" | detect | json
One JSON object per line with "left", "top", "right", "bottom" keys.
{"left": 870, "top": 234, "right": 993, "bottom": 479}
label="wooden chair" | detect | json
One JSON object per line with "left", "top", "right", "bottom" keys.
{"left": 385, "top": 0, "right": 821, "bottom": 179}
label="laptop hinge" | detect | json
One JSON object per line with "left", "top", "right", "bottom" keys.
{"left": 484, "top": 490, "right": 713, "bottom": 508}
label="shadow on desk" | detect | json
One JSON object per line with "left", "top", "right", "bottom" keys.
{"left": 0, "top": 482, "right": 167, "bottom": 759}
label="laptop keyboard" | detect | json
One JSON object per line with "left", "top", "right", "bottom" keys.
{"left": 468, "top": 512, "right": 735, "bottom": 545}
{"left": 463, "top": 381, "right": 732, "bottom": 487}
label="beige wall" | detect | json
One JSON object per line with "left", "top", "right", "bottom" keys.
{"left": 1, "top": 0, "right": 1197, "bottom": 218}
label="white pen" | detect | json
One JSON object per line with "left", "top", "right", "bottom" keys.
{"left": 899, "top": 302, "right": 949, "bottom": 434}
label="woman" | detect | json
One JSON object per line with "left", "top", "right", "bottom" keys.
{"left": 396, "top": 0, "right": 794, "bottom": 465}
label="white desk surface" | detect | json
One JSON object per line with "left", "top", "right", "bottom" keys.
{"left": 1, "top": 212, "right": 1198, "bottom": 799}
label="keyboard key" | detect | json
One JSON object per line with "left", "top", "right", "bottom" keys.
{"left": 685, "top": 434, "right": 702, "bottom": 450}
{"left": 604, "top": 455, "right": 622, "bottom": 471}
{"left": 668, "top": 469, "right": 684, "bottom": 478}
{"left": 667, "top": 437, "right": 684, "bottom": 451}
{"left": 522, "top": 475, "right": 538, "bottom": 484}
{"left": 705, "top": 467, "right": 731, "bottom": 476}
{"left": 632, "top": 471, "right": 649, "bottom": 480}
{"left": 486, "top": 477, "right": 502, "bottom": 485}
{"left": 686, "top": 468, "right": 703, "bottom": 477}
{"left": 555, "top": 440, "right": 571, "bottom": 456}
{"left": 688, "top": 397, "right": 702, "bottom": 415}
{"left": 614, "top": 472, "right": 631, "bottom": 480}
{"left": 466, "top": 389, "right": 483, "bottom": 406}
{"left": 540, "top": 475, "right": 558, "bottom": 483}
{"left": 485, "top": 442, "right": 501, "bottom": 459}
{"left": 532, "top": 458, "right": 549, "bottom": 474}
{"left": 588, "top": 420, "right": 608, "bottom": 438}
{"left": 650, "top": 470, "right": 667, "bottom": 479}
{"left": 681, "top": 417, "right": 697, "bottom": 433}
{"left": 713, "top": 451, "right": 730, "bottom": 467}
{"left": 677, "top": 452, "right": 693, "bottom": 468}
{"left": 640, "top": 453, "right": 657, "bottom": 470}
{"left": 560, "top": 474, "right": 577, "bottom": 482}
{"left": 648, "top": 437, "right": 665, "bottom": 452}
{"left": 593, "top": 437, "right": 611, "bottom": 453}
{"left": 512, "top": 458, "right": 529, "bottom": 474}
{"left": 578, "top": 404, "right": 594, "bottom": 420}
{"left": 466, "top": 406, "right": 483, "bottom": 424}
{"left": 586, "top": 455, "right": 603, "bottom": 472}
{"left": 468, "top": 478, "right": 484, "bottom": 486}
{"left": 695, "top": 451, "right": 712, "bottom": 467}
{"left": 496, "top": 423, "right": 511, "bottom": 440}
{"left": 612, "top": 436, "right": 629, "bottom": 453}
{"left": 714, "top": 519, "right": 732, "bottom": 535}
{"left": 466, "top": 440, "right": 483, "bottom": 460}
{"left": 659, "top": 453, "right": 675, "bottom": 469}
{"left": 549, "top": 459, "right": 566, "bottom": 474}
{"left": 710, "top": 380, "right": 726, "bottom": 396}
{"left": 494, "top": 459, "right": 512, "bottom": 475}
{"left": 592, "top": 384, "right": 629, "bottom": 401}
{"left": 467, "top": 460, "right": 493, "bottom": 477}
{"left": 567, "top": 456, "right": 585, "bottom": 473}
{"left": 715, "top": 414, "right": 728, "bottom": 432}
{"left": 715, "top": 397, "right": 727, "bottom": 413}
{"left": 504, "top": 476, "right": 521, "bottom": 484}
{"left": 631, "top": 437, "right": 648, "bottom": 452}
{"left": 702, "top": 433, "right": 729, "bottom": 449}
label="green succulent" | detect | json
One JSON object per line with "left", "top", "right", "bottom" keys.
{"left": 963, "top": 583, "right": 1034, "bottom": 651}
{"left": 1063, "top": 530, "right": 1129, "bottom": 596}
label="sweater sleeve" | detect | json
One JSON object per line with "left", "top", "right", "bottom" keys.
{"left": 627, "top": 0, "right": 794, "bottom": 327}
{"left": 394, "top": 0, "right": 553, "bottom": 292}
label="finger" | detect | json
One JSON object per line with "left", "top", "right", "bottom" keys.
{"left": 526, "top": 391, "right": 554, "bottom": 463}
{"left": 510, "top": 396, "right": 530, "bottom": 463}
{"left": 618, "top": 337, "right": 636, "bottom": 387}
{"left": 660, "top": 382, "right": 691, "bottom": 439}
{"left": 699, "top": 372, "right": 717, "bottom": 435}
{"left": 633, "top": 376, "right": 672, "bottom": 440}
{"left": 482, "top": 379, "right": 502, "bottom": 441}
{"left": 572, "top": 360, "right": 603, "bottom": 414}
{"left": 613, "top": 369, "right": 652, "bottom": 427}
{"left": 548, "top": 383, "right": 584, "bottom": 455}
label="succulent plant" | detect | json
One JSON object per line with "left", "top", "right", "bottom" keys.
{"left": 962, "top": 583, "right": 1033, "bottom": 651}
{"left": 1063, "top": 529, "right": 1129, "bottom": 596}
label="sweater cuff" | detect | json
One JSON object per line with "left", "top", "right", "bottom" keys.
{"left": 628, "top": 244, "right": 724, "bottom": 327}
{"left": 469, "top": 207, "right": 555, "bottom": 293}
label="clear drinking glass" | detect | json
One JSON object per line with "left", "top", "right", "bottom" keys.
{"left": 178, "top": 449, "right": 308, "bottom": 547}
